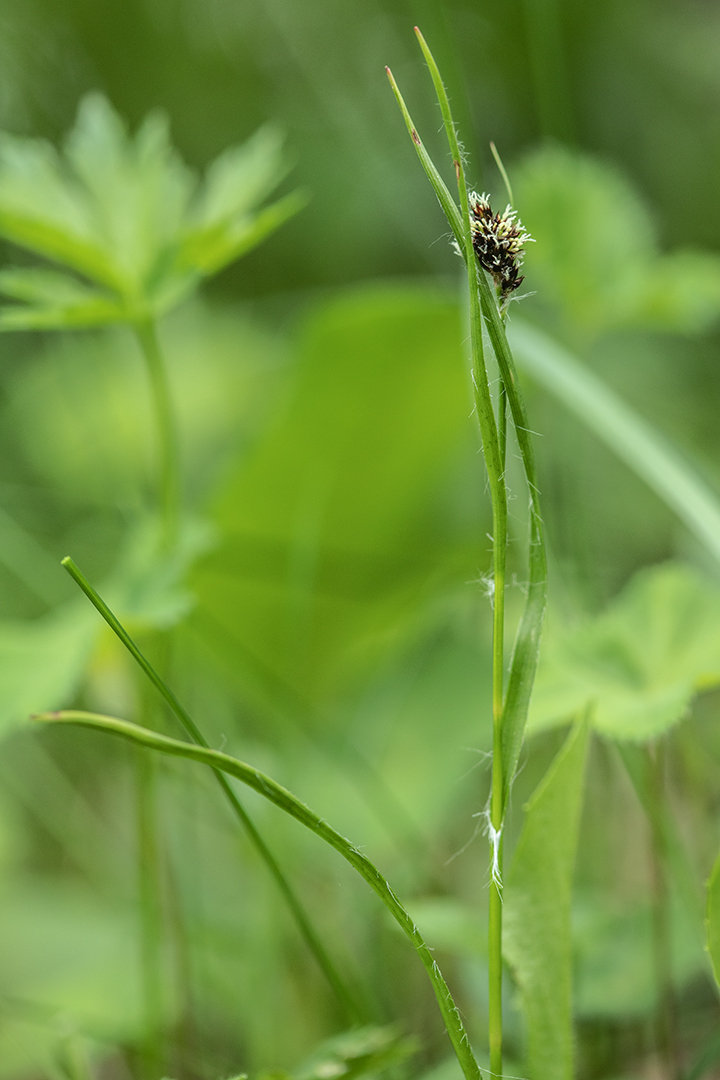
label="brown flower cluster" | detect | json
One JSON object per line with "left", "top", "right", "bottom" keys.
{"left": 469, "top": 192, "right": 533, "bottom": 303}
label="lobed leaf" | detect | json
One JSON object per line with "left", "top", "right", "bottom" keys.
{"left": 515, "top": 146, "right": 720, "bottom": 336}
{"left": 0, "top": 95, "right": 300, "bottom": 324}
{"left": 0, "top": 267, "right": 126, "bottom": 329}
{"left": 528, "top": 563, "right": 720, "bottom": 740}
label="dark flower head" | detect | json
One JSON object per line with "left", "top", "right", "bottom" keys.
{"left": 468, "top": 191, "right": 533, "bottom": 304}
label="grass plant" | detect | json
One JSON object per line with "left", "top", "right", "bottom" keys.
{"left": 0, "top": 18, "right": 719, "bottom": 1080}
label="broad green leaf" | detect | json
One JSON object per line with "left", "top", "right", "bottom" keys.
{"left": 0, "top": 132, "right": 119, "bottom": 288}
{"left": 193, "top": 285, "right": 473, "bottom": 706}
{"left": 0, "top": 94, "right": 300, "bottom": 325}
{"left": 504, "top": 719, "right": 590, "bottom": 1080}
{"left": 515, "top": 146, "right": 720, "bottom": 336}
{"left": 528, "top": 563, "right": 720, "bottom": 740}
{"left": 706, "top": 850, "right": 720, "bottom": 988}
{"left": 65, "top": 96, "right": 193, "bottom": 293}
{"left": 0, "top": 604, "right": 97, "bottom": 734}
{"left": 509, "top": 319, "right": 720, "bottom": 568}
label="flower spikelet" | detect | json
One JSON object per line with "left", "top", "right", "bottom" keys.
{"left": 469, "top": 192, "right": 533, "bottom": 303}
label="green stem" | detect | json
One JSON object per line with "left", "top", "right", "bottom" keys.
{"left": 136, "top": 749, "right": 165, "bottom": 1080}
{"left": 388, "top": 34, "right": 548, "bottom": 1078}
{"left": 414, "top": 29, "right": 508, "bottom": 1073}
{"left": 60, "top": 556, "right": 364, "bottom": 1025}
{"left": 134, "top": 319, "right": 181, "bottom": 550}
{"left": 36, "top": 709, "right": 483, "bottom": 1080}
{"left": 477, "top": 273, "right": 547, "bottom": 816}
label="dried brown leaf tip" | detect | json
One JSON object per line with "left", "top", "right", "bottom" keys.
{"left": 469, "top": 191, "right": 533, "bottom": 304}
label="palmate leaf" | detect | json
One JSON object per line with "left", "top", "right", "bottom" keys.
{"left": 515, "top": 146, "right": 720, "bottom": 337}
{"left": 0, "top": 603, "right": 97, "bottom": 735}
{"left": 0, "top": 267, "right": 125, "bottom": 329}
{"left": 0, "top": 94, "right": 301, "bottom": 328}
{"left": 528, "top": 563, "right": 720, "bottom": 741}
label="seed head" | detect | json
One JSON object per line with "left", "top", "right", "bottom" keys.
{"left": 469, "top": 192, "right": 533, "bottom": 304}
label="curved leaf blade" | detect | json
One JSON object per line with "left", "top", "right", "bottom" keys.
{"left": 35, "top": 709, "right": 482, "bottom": 1080}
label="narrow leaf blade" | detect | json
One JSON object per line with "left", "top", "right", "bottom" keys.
{"left": 706, "top": 850, "right": 720, "bottom": 989}
{"left": 509, "top": 319, "right": 720, "bottom": 568}
{"left": 504, "top": 718, "right": 590, "bottom": 1080}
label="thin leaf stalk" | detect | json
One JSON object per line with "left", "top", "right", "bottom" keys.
{"left": 36, "top": 709, "right": 483, "bottom": 1080}
{"left": 60, "top": 557, "right": 364, "bottom": 1025}
{"left": 134, "top": 319, "right": 181, "bottom": 551}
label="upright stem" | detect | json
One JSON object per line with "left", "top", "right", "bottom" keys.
{"left": 489, "top": 379, "right": 507, "bottom": 1078}
{"left": 134, "top": 319, "right": 181, "bottom": 550}
{"left": 136, "top": 749, "right": 164, "bottom": 1080}
{"left": 413, "top": 29, "right": 508, "bottom": 1070}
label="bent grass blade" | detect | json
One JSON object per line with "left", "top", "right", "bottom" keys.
{"left": 60, "top": 557, "right": 363, "bottom": 1025}
{"left": 34, "top": 709, "right": 483, "bottom": 1080}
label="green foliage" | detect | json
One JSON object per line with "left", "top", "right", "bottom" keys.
{"left": 706, "top": 850, "right": 720, "bottom": 989}
{"left": 528, "top": 563, "right": 720, "bottom": 740}
{"left": 287, "top": 1026, "right": 416, "bottom": 1080}
{"left": 0, "top": 517, "right": 208, "bottom": 731}
{"left": 504, "top": 720, "right": 590, "bottom": 1080}
{"left": 36, "top": 707, "right": 482, "bottom": 1080}
{"left": 193, "top": 285, "right": 473, "bottom": 706}
{"left": 509, "top": 320, "right": 720, "bottom": 568}
{"left": 516, "top": 146, "right": 720, "bottom": 337}
{"left": 0, "top": 95, "right": 302, "bottom": 329}
{"left": 0, "top": 881, "right": 141, "bottom": 1077}
{"left": 5, "top": 303, "right": 286, "bottom": 509}
{"left": 0, "top": 604, "right": 96, "bottom": 735}
{"left": 576, "top": 892, "right": 706, "bottom": 1018}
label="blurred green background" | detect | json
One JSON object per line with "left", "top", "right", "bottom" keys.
{"left": 0, "top": 3, "right": 720, "bottom": 1080}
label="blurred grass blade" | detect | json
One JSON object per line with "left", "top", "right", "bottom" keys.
{"left": 619, "top": 743, "right": 706, "bottom": 941}
{"left": 61, "top": 556, "right": 364, "bottom": 1025}
{"left": 509, "top": 319, "right": 720, "bottom": 567}
{"left": 35, "top": 709, "right": 483, "bottom": 1080}
{"left": 385, "top": 68, "right": 463, "bottom": 246}
{"left": 504, "top": 717, "right": 590, "bottom": 1080}
{"left": 707, "top": 849, "right": 720, "bottom": 989}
